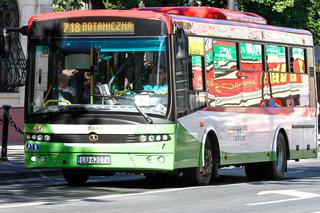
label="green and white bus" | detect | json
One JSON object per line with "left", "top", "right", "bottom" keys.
{"left": 2, "top": 6, "right": 318, "bottom": 185}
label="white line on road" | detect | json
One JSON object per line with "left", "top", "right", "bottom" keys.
{"left": 0, "top": 201, "right": 49, "bottom": 209}
{"left": 0, "top": 182, "right": 247, "bottom": 209}
{"left": 246, "top": 190, "right": 320, "bottom": 206}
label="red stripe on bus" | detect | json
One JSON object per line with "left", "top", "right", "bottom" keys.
{"left": 28, "top": 10, "right": 172, "bottom": 34}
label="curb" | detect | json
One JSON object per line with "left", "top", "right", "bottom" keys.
{"left": 0, "top": 169, "right": 62, "bottom": 181}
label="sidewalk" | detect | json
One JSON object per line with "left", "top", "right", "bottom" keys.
{"left": 0, "top": 145, "right": 61, "bottom": 181}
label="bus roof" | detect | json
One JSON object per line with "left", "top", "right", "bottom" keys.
{"left": 27, "top": 7, "right": 313, "bottom": 46}
{"left": 136, "top": 7, "right": 312, "bottom": 46}
{"left": 135, "top": 6, "right": 267, "bottom": 25}
{"left": 135, "top": 7, "right": 311, "bottom": 36}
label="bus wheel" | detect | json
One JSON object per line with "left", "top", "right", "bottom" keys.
{"left": 264, "top": 133, "right": 287, "bottom": 180}
{"left": 245, "top": 133, "right": 287, "bottom": 181}
{"left": 184, "top": 140, "right": 213, "bottom": 186}
{"left": 62, "top": 169, "right": 89, "bottom": 186}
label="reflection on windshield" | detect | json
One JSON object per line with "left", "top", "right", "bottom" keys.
{"left": 30, "top": 37, "right": 169, "bottom": 117}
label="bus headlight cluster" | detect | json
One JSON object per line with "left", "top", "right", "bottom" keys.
{"left": 26, "top": 134, "right": 51, "bottom": 142}
{"left": 138, "top": 134, "right": 170, "bottom": 142}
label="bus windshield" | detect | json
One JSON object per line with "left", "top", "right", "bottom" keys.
{"left": 28, "top": 36, "right": 169, "bottom": 118}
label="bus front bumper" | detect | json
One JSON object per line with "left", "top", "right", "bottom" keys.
{"left": 25, "top": 152, "right": 174, "bottom": 171}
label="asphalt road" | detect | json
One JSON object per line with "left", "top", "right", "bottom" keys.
{"left": 0, "top": 157, "right": 319, "bottom": 213}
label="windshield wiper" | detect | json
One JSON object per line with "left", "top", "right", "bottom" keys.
{"left": 130, "top": 99, "right": 153, "bottom": 124}
{"left": 87, "top": 94, "right": 153, "bottom": 124}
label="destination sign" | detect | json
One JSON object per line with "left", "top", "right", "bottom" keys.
{"left": 63, "top": 21, "right": 135, "bottom": 34}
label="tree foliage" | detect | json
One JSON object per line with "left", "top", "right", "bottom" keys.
{"left": 307, "top": 0, "right": 320, "bottom": 44}
{"left": 241, "top": 0, "right": 295, "bottom": 12}
{"left": 51, "top": 0, "right": 83, "bottom": 11}
{"left": 51, "top": 0, "right": 320, "bottom": 44}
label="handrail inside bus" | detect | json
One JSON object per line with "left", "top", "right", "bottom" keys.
{"left": 43, "top": 99, "right": 72, "bottom": 107}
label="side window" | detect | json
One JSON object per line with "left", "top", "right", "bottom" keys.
{"left": 33, "top": 45, "right": 49, "bottom": 112}
{"left": 291, "top": 47, "right": 306, "bottom": 73}
{"left": 188, "top": 37, "right": 206, "bottom": 111}
{"left": 191, "top": 56, "right": 205, "bottom": 91}
{"left": 240, "top": 43, "right": 263, "bottom": 71}
{"left": 213, "top": 41, "right": 238, "bottom": 71}
{"left": 188, "top": 37, "right": 206, "bottom": 91}
{"left": 266, "top": 45, "right": 287, "bottom": 72}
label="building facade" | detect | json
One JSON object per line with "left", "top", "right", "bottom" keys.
{"left": 0, "top": 0, "right": 52, "bottom": 107}
{"left": 0, "top": 0, "right": 52, "bottom": 144}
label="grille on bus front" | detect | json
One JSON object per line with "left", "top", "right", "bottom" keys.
{"left": 26, "top": 134, "right": 138, "bottom": 143}
{"left": 25, "top": 134, "right": 171, "bottom": 143}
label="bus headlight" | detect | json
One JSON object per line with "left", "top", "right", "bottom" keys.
{"left": 148, "top": 135, "right": 155, "bottom": 142}
{"left": 44, "top": 135, "right": 51, "bottom": 142}
{"left": 158, "top": 156, "right": 165, "bottom": 164}
{"left": 37, "top": 135, "right": 43, "bottom": 141}
{"left": 39, "top": 155, "right": 46, "bottom": 162}
{"left": 162, "top": 135, "right": 169, "bottom": 141}
{"left": 138, "top": 134, "right": 170, "bottom": 142}
{"left": 31, "top": 156, "right": 37, "bottom": 162}
{"left": 139, "top": 135, "right": 147, "bottom": 142}
{"left": 155, "top": 135, "right": 161, "bottom": 141}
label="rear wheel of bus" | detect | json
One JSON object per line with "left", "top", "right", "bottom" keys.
{"left": 62, "top": 169, "right": 90, "bottom": 185}
{"left": 245, "top": 132, "right": 287, "bottom": 181}
{"left": 184, "top": 139, "right": 214, "bottom": 186}
{"left": 264, "top": 133, "right": 287, "bottom": 180}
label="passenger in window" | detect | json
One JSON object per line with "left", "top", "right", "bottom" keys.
{"left": 62, "top": 68, "right": 78, "bottom": 94}
{"left": 82, "top": 72, "right": 102, "bottom": 103}
{"left": 58, "top": 73, "right": 76, "bottom": 104}
{"left": 143, "top": 66, "right": 168, "bottom": 94}
{"left": 62, "top": 68, "right": 78, "bottom": 78}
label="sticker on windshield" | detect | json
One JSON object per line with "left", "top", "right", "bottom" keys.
{"left": 135, "top": 95, "right": 150, "bottom": 107}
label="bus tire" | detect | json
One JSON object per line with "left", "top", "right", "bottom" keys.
{"left": 245, "top": 133, "right": 287, "bottom": 181}
{"left": 264, "top": 133, "right": 287, "bottom": 180}
{"left": 184, "top": 139, "right": 213, "bottom": 186}
{"left": 62, "top": 169, "right": 89, "bottom": 186}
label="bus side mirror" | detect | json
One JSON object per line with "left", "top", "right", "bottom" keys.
{"left": 0, "top": 26, "right": 27, "bottom": 58}
{"left": 0, "top": 28, "right": 11, "bottom": 58}
{"left": 175, "top": 26, "right": 188, "bottom": 60}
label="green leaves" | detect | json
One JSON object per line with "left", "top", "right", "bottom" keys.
{"left": 306, "top": 0, "right": 320, "bottom": 44}
{"left": 51, "top": 0, "right": 84, "bottom": 11}
{"left": 243, "top": 0, "right": 294, "bottom": 12}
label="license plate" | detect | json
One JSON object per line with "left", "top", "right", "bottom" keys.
{"left": 77, "top": 155, "right": 111, "bottom": 165}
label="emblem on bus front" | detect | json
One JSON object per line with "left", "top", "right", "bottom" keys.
{"left": 88, "top": 133, "right": 99, "bottom": 142}
{"left": 33, "top": 125, "right": 43, "bottom": 133}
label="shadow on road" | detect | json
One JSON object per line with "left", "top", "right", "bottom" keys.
{"left": 0, "top": 162, "right": 319, "bottom": 206}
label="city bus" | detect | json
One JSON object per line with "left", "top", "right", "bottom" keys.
{"left": 1, "top": 6, "right": 318, "bottom": 185}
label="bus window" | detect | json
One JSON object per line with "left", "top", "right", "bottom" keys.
{"left": 291, "top": 47, "right": 306, "bottom": 73}
{"left": 33, "top": 45, "right": 49, "bottom": 112}
{"left": 240, "top": 43, "right": 263, "bottom": 71}
{"left": 191, "top": 56, "right": 205, "bottom": 91}
{"left": 266, "top": 45, "right": 287, "bottom": 72}
{"left": 27, "top": 37, "right": 169, "bottom": 118}
{"left": 189, "top": 56, "right": 206, "bottom": 110}
{"left": 213, "top": 41, "right": 238, "bottom": 72}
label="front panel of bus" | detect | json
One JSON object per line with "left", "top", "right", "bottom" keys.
{"left": 24, "top": 17, "right": 177, "bottom": 171}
